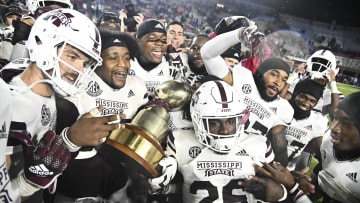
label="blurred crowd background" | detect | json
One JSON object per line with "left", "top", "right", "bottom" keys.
{"left": 1, "top": 0, "right": 360, "bottom": 86}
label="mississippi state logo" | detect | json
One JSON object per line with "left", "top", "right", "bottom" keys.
{"left": 242, "top": 84, "right": 252, "bottom": 94}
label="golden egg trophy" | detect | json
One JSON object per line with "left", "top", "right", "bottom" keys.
{"left": 102, "top": 80, "right": 191, "bottom": 178}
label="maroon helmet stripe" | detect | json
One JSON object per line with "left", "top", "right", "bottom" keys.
{"left": 215, "top": 81, "right": 228, "bottom": 108}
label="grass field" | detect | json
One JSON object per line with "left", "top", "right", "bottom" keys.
{"left": 337, "top": 83, "right": 360, "bottom": 95}
{"left": 310, "top": 82, "right": 359, "bottom": 202}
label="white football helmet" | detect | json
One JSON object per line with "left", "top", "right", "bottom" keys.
{"left": 26, "top": 0, "right": 73, "bottom": 14}
{"left": 190, "top": 80, "right": 250, "bottom": 153}
{"left": 26, "top": 8, "right": 102, "bottom": 97}
{"left": 307, "top": 49, "right": 338, "bottom": 81}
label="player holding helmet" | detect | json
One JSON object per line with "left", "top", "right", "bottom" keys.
{"left": 285, "top": 49, "right": 343, "bottom": 120}
{"left": 1, "top": 9, "right": 122, "bottom": 201}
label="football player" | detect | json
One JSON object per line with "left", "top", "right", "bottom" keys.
{"left": 285, "top": 79, "right": 327, "bottom": 171}
{"left": 50, "top": 29, "right": 149, "bottom": 202}
{"left": 0, "top": 78, "right": 19, "bottom": 203}
{"left": 164, "top": 80, "right": 288, "bottom": 202}
{"left": 313, "top": 91, "right": 360, "bottom": 202}
{"left": 251, "top": 92, "right": 360, "bottom": 202}
{"left": 166, "top": 20, "right": 185, "bottom": 51}
{"left": 129, "top": 19, "right": 176, "bottom": 99}
{"left": 284, "top": 49, "right": 343, "bottom": 120}
{"left": 1, "top": 9, "right": 122, "bottom": 201}
{"left": 201, "top": 16, "right": 293, "bottom": 166}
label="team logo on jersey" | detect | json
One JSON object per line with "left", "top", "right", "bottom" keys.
{"left": 0, "top": 122, "right": 7, "bottom": 139}
{"left": 243, "top": 96, "right": 271, "bottom": 120}
{"left": 45, "top": 10, "right": 74, "bottom": 27}
{"left": 157, "top": 70, "right": 164, "bottom": 76}
{"left": 241, "top": 84, "right": 252, "bottom": 94}
{"left": 197, "top": 161, "right": 242, "bottom": 177}
{"left": 95, "top": 98, "right": 127, "bottom": 115}
{"left": 128, "top": 69, "right": 135, "bottom": 75}
{"left": 346, "top": 172, "right": 358, "bottom": 183}
{"left": 285, "top": 126, "right": 306, "bottom": 139}
{"left": 235, "top": 149, "right": 249, "bottom": 156}
{"left": 304, "top": 125, "right": 313, "bottom": 131}
{"left": 128, "top": 90, "right": 135, "bottom": 98}
{"left": 189, "top": 146, "right": 202, "bottom": 158}
{"left": 87, "top": 81, "right": 103, "bottom": 97}
{"left": 41, "top": 105, "right": 51, "bottom": 126}
{"left": 269, "top": 107, "right": 277, "bottom": 114}
{"left": 145, "top": 81, "right": 160, "bottom": 94}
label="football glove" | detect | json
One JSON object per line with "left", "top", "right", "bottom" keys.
{"left": 210, "top": 16, "right": 256, "bottom": 38}
{"left": 148, "top": 155, "right": 177, "bottom": 191}
{"left": 9, "top": 130, "right": 71, "bottom": 192}
{"left": 236, "top": 25, "right": 258, "bottom": 43}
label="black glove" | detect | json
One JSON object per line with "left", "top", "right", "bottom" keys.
{"left": 11, "top": 18, "right": 32, "bottom": 45}
{"left": 9, "top": 130, "right": 71, "bottom": 191}
{"left": 211, "top": 16, "right": 255, "bottom": 37}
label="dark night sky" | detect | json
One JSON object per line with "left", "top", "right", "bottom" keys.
{"left": 249, "top": 0, "right": 360, "bottom": 28}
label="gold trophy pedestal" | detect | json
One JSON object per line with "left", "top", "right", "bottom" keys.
{"left": 103, "top": 106, "right": 170, "bottom": 178}
{"left": 105, "top": 124, "right": 165, "bottom": 177}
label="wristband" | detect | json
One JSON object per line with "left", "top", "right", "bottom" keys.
{"left": 289, "top": 182, "right": 299, "bottom": 194}
{"left": 330, "top": 81, "right": 340, "bottom": 94}
{"left": 61, "top": 127, "right": 81, "bottom": 152}
{"left": 13, "top": 170, "right": 40, "bottom": 197}
{"left": 277, "top": 184, "right": 288, "bottom": 202}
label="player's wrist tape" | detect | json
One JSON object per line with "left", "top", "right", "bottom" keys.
{"left": 61, "top": 127, "right": 81, "bottom": 152}
{"left": 288, "top": 182, "right": 299, "bottom": 194}
{"left": 13, "top": 170, "right": 39, "bottom": 197}
{"left": 277, "top": 184, "right": 288, "bottom": 202}
{"left": 330, "top": 81, "right": 340, "bottom": 94}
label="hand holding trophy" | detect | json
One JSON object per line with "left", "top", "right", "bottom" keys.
{"left": 100, "top": 80, "right": 191, "bottom": 189}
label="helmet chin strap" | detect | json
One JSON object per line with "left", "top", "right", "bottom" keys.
{"left": 9, "top": 79, "right": 53, "bottom": 94}
{"left": 209, "top": 136, "right": 238, "bottom": 153}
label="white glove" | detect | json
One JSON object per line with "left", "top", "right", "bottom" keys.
{"left": 237, "top": 25, "right": 258, "bottom": 43}
{"left": 286, "top": 72, "right": 299, "bottom": 84}
{"left": 148, "top": 155, "right": 177, "bottom": 191}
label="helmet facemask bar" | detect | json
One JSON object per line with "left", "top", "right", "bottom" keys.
{"left": 43, "top": 42, "right": 99, "bottom": 97}
{"left": 310, "top": 57, "right": 332, "bottom": 73}
{"left": 198, "top": 110, "right": 249, "bottom": 153}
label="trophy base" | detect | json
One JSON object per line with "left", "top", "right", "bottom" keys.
{"left": 102, "top": 124, "right": 165, "bottom": 178}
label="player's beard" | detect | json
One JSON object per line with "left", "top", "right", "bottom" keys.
{"left": 189, "top": 63, "right": 206, "bottom": 75}
{"left": 254, "top": 75, "right": 277, "bottom": 102}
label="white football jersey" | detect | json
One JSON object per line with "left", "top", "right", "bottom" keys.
{"left": 168, "top": 129, "right": 274, "bottom": 203}
{"left": 232, "top": 66, "right": 284, "bottom": 137}
{"left": 129, "top": 57, "right": 174, "bottom": 98}
{"left": 74, "top": 73, "right": 148, "bottom": 118}
{"left": 285, "top": 111, "right": 328, "bottom": 170}
{"left": 168, "top": 111, "right": 193, "bottom": 131}
{"left": 319, "top": 130, "right": 360, "bottom": 202}
{"left": 0, "top": 78, "right": 21, "bottom": 203}
{"left": 8, "top": 75, "right": 57, "bottom": 154}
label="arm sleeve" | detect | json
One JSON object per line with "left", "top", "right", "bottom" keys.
{"left": 200, "top": 30, "right": 241, "bottom": 79}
